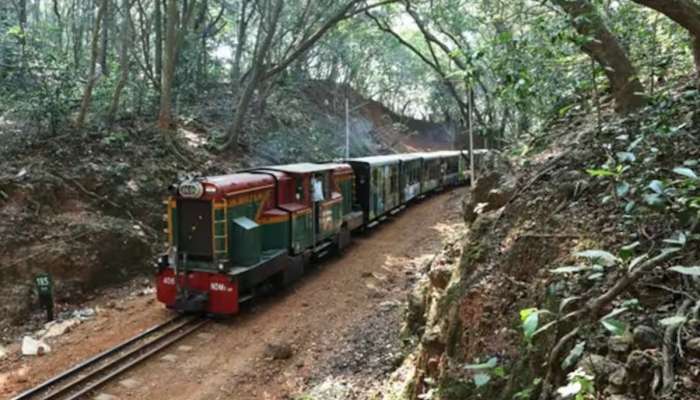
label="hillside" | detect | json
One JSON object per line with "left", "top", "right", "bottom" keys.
{"left": 0, "top": 80, "right": 451, "bottom": 333}
{"left": 373, "top": 78, "right": 700, "bottom": 400}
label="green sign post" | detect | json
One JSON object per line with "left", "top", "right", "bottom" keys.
{"left": 34, "top": 273, "right": 54, "bottom": 322}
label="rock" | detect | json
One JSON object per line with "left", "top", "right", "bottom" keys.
{"left": 21, "top": 336, "right": 51, "bottom": 356}
{"left": 682, "top": 375, "right": 696, "bottom": 390}
{"left": 609, "top": 335, "right": 632, "bottom": 353}
{"left": 609, "top": 367, "right": 627, "bottom": 387}
{"left": 0, "top": 345, "right": 7, "bottom": 360}
{"left": 428, "top": 265, "right": 452, "bottom": 290}
{"left": 632, "top": 325, "right": 659, "bottom": 349}
{"left": 264, "top": 342, "right": 293, "bottom": 360}
{"left": 421, "top": 327, "right": 445, "bottom": 355}
{"left": 486, "top": 187, "right": 513, "bottom": 209}
{"left": 686, "top": 337, "right": 700, "bottom": 354}
{"left": 625, "top": 350, "right": 658, "bottom": 397}
{"left": 41, "top": 319, "right": 81, "bottom": 339}
{"left": 578, "top": 354, "right": 623, "bottom": 378}
{"left": 63, "top": 307, "right": 96, "bottom": 320}
{"left": 405, "top": 282, "right": 428, "bottom": 336}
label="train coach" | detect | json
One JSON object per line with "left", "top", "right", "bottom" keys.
{"left": 155, "top": 150, "right": 486, "bottom": 316}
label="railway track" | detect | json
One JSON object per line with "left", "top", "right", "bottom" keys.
{"left": 12, "top": 315, "right": 207, "bottom": 400}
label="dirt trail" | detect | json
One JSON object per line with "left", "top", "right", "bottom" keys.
{"left": 1, "top": 188, "right": 466, "bottom": 400}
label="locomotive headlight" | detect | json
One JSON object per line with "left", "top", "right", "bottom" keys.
{"left": 178, "top": 181, "right": 204, "bottom": 198}
{"left": 218, "top": 263, "right": 225, "bottom": 271}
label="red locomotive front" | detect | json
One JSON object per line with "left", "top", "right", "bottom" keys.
{"left": 155, "top": 172, "right": 287, "bottom": 315}
{"left": 155, "top": 163, "right": 359, "bottom": 315}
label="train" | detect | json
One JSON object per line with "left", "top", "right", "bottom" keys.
{"left": 155, "top": 150, "right": 488, "bottom": 315}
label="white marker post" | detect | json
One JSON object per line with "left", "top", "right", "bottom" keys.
{"left": 468, "top": 88, "right": 475, "bottom": 188}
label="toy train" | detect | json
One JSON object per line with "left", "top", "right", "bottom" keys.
{"left": 155, "top": 150, "right": 487, "bottom": 315}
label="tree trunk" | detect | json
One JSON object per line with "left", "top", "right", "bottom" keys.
{"left": 223, "top": 0, "right": 283, "bottom": 151}
{"left": 107, "top": 0, "right": 131, "bottom": 124}
{"left": 632, "top": 0, "right": 700, "bottom": 83}
{"left": 154, "top": 0, "right": 163, "bottom": 86}
{"left": 158, "top": 0, "right": 178, "bottom": 131}
{"left": 17, "top": 0, "right": 27, "bottom": 74}
{"left": 230, "top": 0, "right": 250, "bottom": 85}
{"left": 552, "top": 0, "right": 646, "bottom": 114}
{"left": 100, "top": 0, "right": 110, "bottom": 75}
{"left": 75, "top": 0, "right": 107, "bottom": 129}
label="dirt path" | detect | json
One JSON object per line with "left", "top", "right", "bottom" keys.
{"left": 1, "top": 188, "right": 465, "bottom": 400}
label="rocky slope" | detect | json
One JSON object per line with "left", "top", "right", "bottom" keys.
{"left": 385, "top": 80, "right": 700, "bottom": 400}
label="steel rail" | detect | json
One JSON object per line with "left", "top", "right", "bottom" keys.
{"left": 12, "top": 315, "right": 205, "bottom": 400}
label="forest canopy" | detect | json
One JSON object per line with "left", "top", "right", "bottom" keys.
{"left": 0, "top": 0, "right": 698, "bottom": 150}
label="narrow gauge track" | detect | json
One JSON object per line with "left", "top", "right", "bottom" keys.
{"left": 12, "top": 316, "right": 207, "bottom": 400}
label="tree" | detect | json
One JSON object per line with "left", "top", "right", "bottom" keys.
{"left": 551, "top": 0, "right": 646, "bottom": 114}
{"left": 157, "top": 0, "right": 198, "bottom": 131}
{"left": 107, "top": 0, "right": 132, "bottom": 124}
{"left": 76, "top": 0, "right": 108, "bottom": 129}
{"left": 220, "top": 0, "right": 397, "bottom": 151}
{"left": 631, "top": 0, "right": 700, "bottom": 82}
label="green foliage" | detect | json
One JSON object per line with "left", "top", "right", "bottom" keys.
{"left": 557, "top": 368, "right": 595, "bottom": 400}
{"left": 513, "top": 378, "right": 541, "bottom": 400}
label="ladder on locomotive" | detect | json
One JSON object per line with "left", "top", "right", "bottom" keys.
{"left": 212, "top": 199, "right": 228, "bottom": 259}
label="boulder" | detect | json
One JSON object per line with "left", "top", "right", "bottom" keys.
{"left": 578, "top": 354, "right": 624, "bottom": 379}
{"left": 428, "top": 265, "right": 452, "bottom": 290}
{"left": 686, "top": 337, "right": 700, "bottom": 355}
{"left": 632, "top": 325, "right": 659, "bottom": 350}
{"left": 463, "top": 172, "right": 509, "bottom": 223}
{"left": 21, "top": 336, "right": 51, "bottom": 356}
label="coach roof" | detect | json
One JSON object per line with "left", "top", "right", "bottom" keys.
{"left": 258, "top": 162, "right": 344, "bottom": 175}
{"left": 346, "top": 154, "right": 403, "bottom": 166}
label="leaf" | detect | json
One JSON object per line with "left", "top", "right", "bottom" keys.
{"left": 550, "top": 265, "right": 590, "bottom": 274}
{"left": 659, "top": 316, "right": 687, "bottom": 326}
{"left": 473, "top": 373, "right": 491, "bottom": 387}
{"left": 493, "top": 366, "right": 506, "bottom": 378}
{"left": 587, "top": 272, "right": 604, "bottom": 280}
{"left": 663, "top": 232, "right": 687, "bottom": 247}
{"left": 601, "top": 307, "right": 628, "bottom": 321}
{"left": 562, "top": 341, "right": 586, "bottom": 370}
{"left": 624, "top": 200, "right": 636, "bottom": 213}
{"left": 668, "top": 266, "right": 700, "bottom": 276}
{"left": 616, "top": 181, "right": 630, "bottom": 197}
{"left": 575, "top": 250, "right": 619, "bottom": 267}
{"left": 616, "top": 152, "right": 636, "bottom": 163}
{"left": 619, "top": 242, "right": 639, "bottom": 260}
{"left": 521, "top": 309, "right": 539, "bottom": 341}
{"left": 464, "top": 357, "right": 498, "bottom": 370}
{"left": 643, "top": 193, "right": 665, "bottom": 207}
{"left": 648, "top": 180, "right": 665, "bottom": 194}
{"left": 601, "top": 318, "right": 626, "bottom": 336}
{"left": 673, "top": 167, "right": 698, "bottom": 180}
{"left": 586, "top": 168, "right": 616, "bottom": 177}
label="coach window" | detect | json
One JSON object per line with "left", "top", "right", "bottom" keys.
{"left": 295, "top": 176, "right": 305, "bottom": 203}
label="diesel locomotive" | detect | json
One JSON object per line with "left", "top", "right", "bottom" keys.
{"left": 155, "top": 150, "right": 487, "bottom": 315}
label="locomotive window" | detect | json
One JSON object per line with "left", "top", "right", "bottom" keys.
{"left": 176, "top": 200, "right": 212, "bottom": 259}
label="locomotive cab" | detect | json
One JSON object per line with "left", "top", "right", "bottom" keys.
{"left": 156, "top": 173, "right": 289, "bottom": 315}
